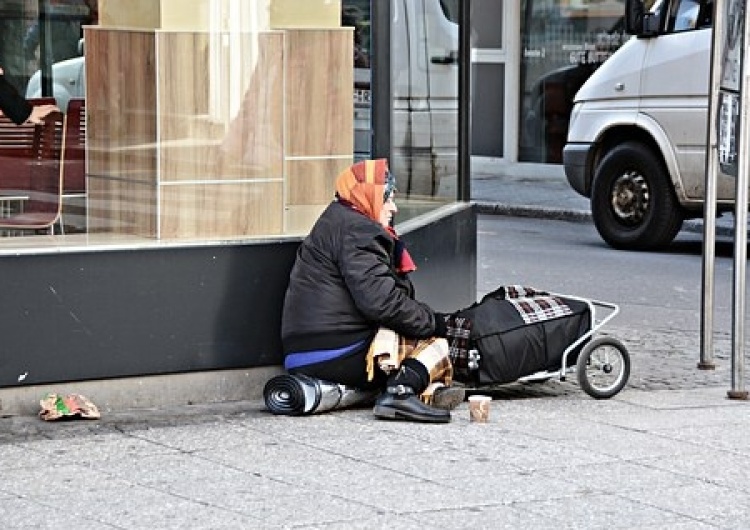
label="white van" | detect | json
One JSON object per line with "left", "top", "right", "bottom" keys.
{"left": 563, "top": 0, "right": 724, "bottom": 250}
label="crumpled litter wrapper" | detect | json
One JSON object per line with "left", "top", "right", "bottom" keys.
{"left": 39, "top": 393, "right": 101, "bottom": 421}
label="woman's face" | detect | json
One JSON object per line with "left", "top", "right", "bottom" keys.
{"left": 379, "top": 193, "right": 398, "bottom": 228}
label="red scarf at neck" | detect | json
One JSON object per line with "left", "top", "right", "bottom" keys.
{"left": 386, "top": 226, "right": 417, "bottom": 274}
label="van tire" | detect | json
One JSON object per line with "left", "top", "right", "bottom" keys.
{"left": 591, "top": 142, "right": 683, "bottom": 250}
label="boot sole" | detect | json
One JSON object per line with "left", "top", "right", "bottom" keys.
{"left": 432, "top": 386, "right": 466, "bottom": 411}
{"left": 373, "top": 405, "right": 451, "bottom": 423}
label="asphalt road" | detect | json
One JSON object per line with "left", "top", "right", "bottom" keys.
{"left": 478, "top": 214, "right": 736, "bottom": 331}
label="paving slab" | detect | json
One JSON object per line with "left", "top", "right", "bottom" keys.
{"left": 1, "top": 167, "right": 748, "bottom": 528}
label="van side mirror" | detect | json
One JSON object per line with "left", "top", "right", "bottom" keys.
{"left": 625, "top": 0, "right": 659, "bottom": 37}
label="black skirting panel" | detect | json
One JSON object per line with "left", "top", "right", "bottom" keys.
{"left": 402, "top": 206, "right": 477, "bottom": 312}
{"left": 0, "top": 205, "right": 476, "bottom": 388}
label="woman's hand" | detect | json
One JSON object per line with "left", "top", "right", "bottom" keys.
{"left": 27, "top": 104, "right": 60, "bottom": 124}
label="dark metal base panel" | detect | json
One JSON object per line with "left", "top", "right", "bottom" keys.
{"left": 1, "top": 205, "right": 476, "bottom": 388}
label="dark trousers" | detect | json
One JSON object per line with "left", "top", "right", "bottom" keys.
{"left": 289, "top": 347, "right": 386, "bottom": 390}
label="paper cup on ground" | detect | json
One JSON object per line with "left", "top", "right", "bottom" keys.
{"left": 468, "top": 395, "right": 491, "bottom": 423}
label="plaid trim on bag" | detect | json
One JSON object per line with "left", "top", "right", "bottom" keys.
{"left": 507, "top": 296, "right": 573, "bottom": 324}
{"left": 501, "top": 285, "right": 573, "bottom": 324}
{"left": 503, "top": 285, "right": 544, "bottom": 298}
{"left": 444, "top": 315, "right": 473, "bottom": 378}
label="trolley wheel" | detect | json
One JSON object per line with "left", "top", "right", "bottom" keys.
{"left": 576, "top": 337, "right": 630, "bottom": 399}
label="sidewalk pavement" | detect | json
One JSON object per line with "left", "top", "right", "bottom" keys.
{"left": 2, "top": 163, "right": 749, "bottom": 529}
{"left": 2, "top": 385, "right": 749, "bottom": 529}
{"left": 470, "top": 159, "right": 737, "bottom": 235}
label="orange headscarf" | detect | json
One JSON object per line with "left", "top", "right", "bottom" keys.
{"left": 335, "top": 159, "right": 415, "bottom": 274}
{"left": 335, "top": 159, "right": 390, "bottom": 223}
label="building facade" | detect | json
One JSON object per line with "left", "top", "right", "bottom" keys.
{"left": 0, "top": 0, "right": 627, "bottom": 413}
{"left": 0, "top": 0, "right": 477, "bottom": 414}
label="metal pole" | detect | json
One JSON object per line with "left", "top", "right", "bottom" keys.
{"left": 700, "top": 0, "right": 723, "bottom": 371}
{"left": 39, "top": 0, "right": 53, "bottom": 98}
{"left": 729, "top": 0, "right": 749, "bottom": 400}
{"left": 457, "top": 0, "right": 471, "bottom": 201}
{"left": 371, "top": 0, "right": 391, "bottom": 160}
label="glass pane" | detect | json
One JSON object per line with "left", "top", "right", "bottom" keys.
{"left": 1, "top": 0, "right": 462, "bottom": 252}
{"left": 390, "top": 0, "right": 458, "bottom": 222}
{"left": 0, "top": 3, "right": 33, "bottom": 95}
{"left": 84, "top": 23, "right": 357, "bottom": 240}
{"left": 342, "top": 0, "right": 372, "bottom": 162}
{"left": 519, "top": 0, "right": 626, "bottom": 163}
{"left": 0, "top": 1, "right": 355, "bottom": 249}
{"left": 1, "top": 1, "right": 92, "bottom": 102}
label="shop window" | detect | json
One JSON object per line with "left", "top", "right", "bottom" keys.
{"left": 519, "top": 0, "right": 627, "bottom": 163}
{"left": 344, "top": 0, "right": 461, "bottom": 221}
{"left": 0, "top": 0, "right": 461, "bottom": 252}
{"left": 389, "top": 0, "right": 460, "bottom": 213}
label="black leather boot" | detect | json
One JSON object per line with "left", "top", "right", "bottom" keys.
{"left": 373, "top": 385, "right": 451, "bottom": 423}
{"left": 373, "top": 360, "right": 451, "bottom": 423}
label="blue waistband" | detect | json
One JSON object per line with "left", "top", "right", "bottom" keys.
{"left": 284, "top": 339, "right": 368, "bottom": 370}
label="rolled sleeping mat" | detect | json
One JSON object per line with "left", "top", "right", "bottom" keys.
{"left": 263, "top": 373, "right": 378, "bottom": 416}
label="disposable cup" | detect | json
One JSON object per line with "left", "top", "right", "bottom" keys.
{"left": 468, "top": 394, "right": 491, "bottom": 423}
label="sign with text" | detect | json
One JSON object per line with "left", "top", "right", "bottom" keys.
{"left": 718, "top": 0, "right": 745, "bottom": 176}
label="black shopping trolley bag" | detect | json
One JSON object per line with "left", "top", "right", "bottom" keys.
{"left": 453, "top": 285, "right": 591, "bottom": 385}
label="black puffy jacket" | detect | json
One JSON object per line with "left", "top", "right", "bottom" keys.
{"left": 0, "top": 75, "right": 32, "bottom": 125}
{"left": 281, "top": 201, "right": 443, "bottom": 355}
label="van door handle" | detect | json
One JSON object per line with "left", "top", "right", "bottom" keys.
{"left": 431, "top": 51, "right": 458, "bottom": 64}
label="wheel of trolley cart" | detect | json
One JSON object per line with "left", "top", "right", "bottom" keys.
{"left": 576, "top": 336, "right": 630, "bottom": 399}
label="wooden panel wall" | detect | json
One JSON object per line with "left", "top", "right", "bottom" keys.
{"left": 85, "top": 28, "right": 158, "bottom": 237}
{"left": 85, "top": 26, "right": 352, "bottom": 239}
{"left": 193, "top": 32, "right": 285, "bottom": 182}
{"left": 285, "top": 29, "right": 353, "bottom": 158}
{"left": 284, "top": 28, "right": 353, "bottom": 231}
{"left": 156, "top": 31, "right": 285, "bottom": 238}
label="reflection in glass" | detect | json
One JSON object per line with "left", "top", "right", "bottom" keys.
{"left": 389, "top": 0, "right": 459, "bottom": 221}
{"left": 519, "top": 0, "right": 626, "bottom": 163}
{"left": 0, "top": 0, "right": 463, "bottom": 250}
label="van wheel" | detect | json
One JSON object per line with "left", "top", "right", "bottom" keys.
{"left": 591, "top": 142, "right": 683, "bottom": 250}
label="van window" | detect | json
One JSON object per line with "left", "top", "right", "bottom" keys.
{"left": 664, "top": 0, "right": 714, "bottom": 33}
{"left": 666, "top": 0, "right": 712, "bottom": 32}
{"left": 440, "top": 0, "right": 460, "bottom": 23}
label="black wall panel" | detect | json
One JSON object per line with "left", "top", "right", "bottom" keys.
{"left": 0, "top": 206, "right": 476, "bottom": 388}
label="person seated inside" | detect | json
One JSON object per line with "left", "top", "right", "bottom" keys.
{"left": 0, "top": 67, "right": 58, "bottom": 125}
{"left": 281, "top": 159, "right": 465, "bottom": 423}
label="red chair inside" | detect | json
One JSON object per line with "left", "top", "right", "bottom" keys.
{"left": 0, "top": 108, "right": 66, "bottom": 231}
{"left": 64, "top": 98, "right": 86, "bottom": 195}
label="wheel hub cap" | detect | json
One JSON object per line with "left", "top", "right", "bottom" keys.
{"left": 611, "top": 171, "right": 649, "bottom": 225}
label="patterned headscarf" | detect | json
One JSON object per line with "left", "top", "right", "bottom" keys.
{"left": 335, "top": 158, "right": 391, "bottom": 223}
{"left": 335, "top": 159, "right": 416, "bottom": 274}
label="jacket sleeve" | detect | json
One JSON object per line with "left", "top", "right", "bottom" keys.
{"left": 0, "top": 75, "right": 32, "bottom": 125}
{"left": 339, "top": 226, "right": 441, "bottom": 338}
